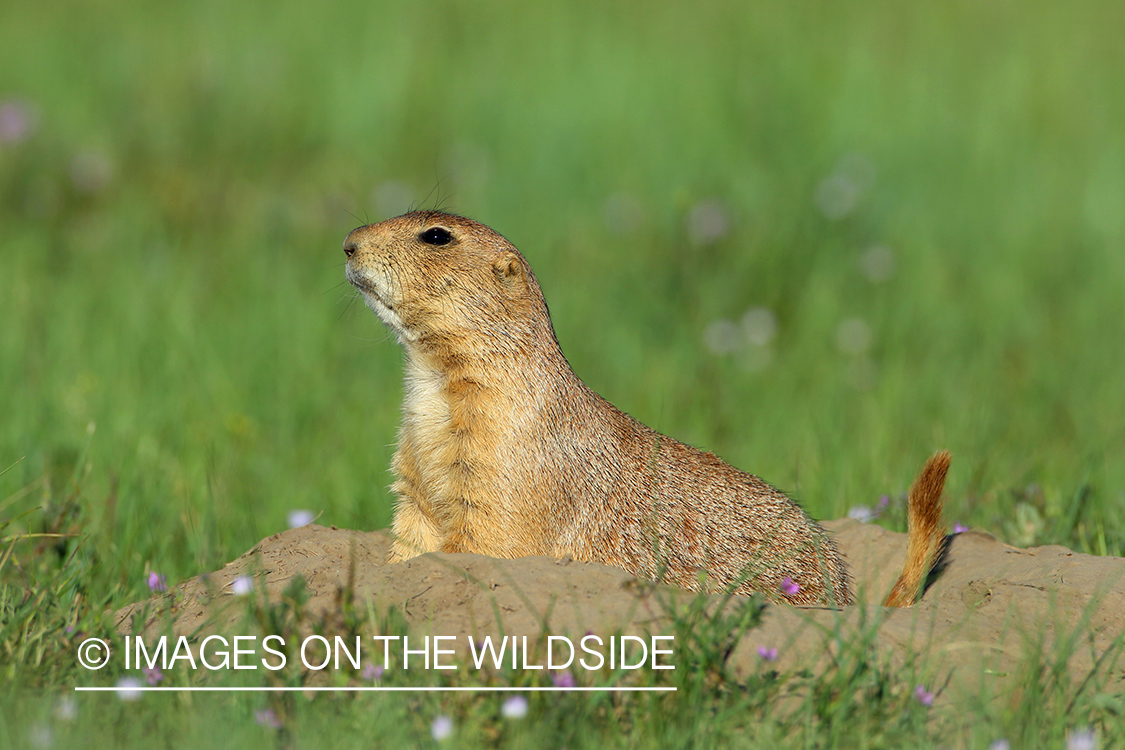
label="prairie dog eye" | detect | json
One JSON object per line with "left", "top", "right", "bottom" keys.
{"left": 419, "top": 227, "right": 454, "bottom": 246}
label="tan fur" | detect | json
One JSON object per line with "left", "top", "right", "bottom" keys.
{"left": 883, "top": 451, "right": 950, "bottom": 607}
{"left": 344, "top": 211, "right": 947, "bottom": 607}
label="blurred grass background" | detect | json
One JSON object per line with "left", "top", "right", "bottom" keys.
{"left": 2, "top": 0, "right": 1124, "bottom": 601}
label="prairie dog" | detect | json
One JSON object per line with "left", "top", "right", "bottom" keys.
{"left": 343, "top": 211, "right": 947, "bottom": 606}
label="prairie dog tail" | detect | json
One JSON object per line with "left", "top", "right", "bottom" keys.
{"left": 883, "top": 451, "right": 951, "bottom": 607}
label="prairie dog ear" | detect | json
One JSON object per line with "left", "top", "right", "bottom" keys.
{"left": 492, "top": 252, "right": 525, "bottom": 287}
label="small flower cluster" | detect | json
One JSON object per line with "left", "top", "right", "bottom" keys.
{"left": 702, "top": 307, "right": 778, "bottom": 372}
{"left": 288, "top": 509, "right": 315, "bottom": 528}
{"left": 255, "top": 708, "right": 282, "bottom": 730}
{"left": 913, "top": 684, "right": 935, "bottom": 707}
{"left": 147, "top": 572, "right": 167, "bottom": 593}
{"left": 551, "top": 670, "right": 576, "bottom": 688}
{"left": 847, "top": 495, "right": 890, "bottom": 524}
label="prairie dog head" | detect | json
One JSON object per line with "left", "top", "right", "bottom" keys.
{"left": 344, "top": 211, "right": 549, "bottom": 355}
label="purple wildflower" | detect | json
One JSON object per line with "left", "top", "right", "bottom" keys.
{"left": 913, "top": 684, "right": 934, "bottom": 707}
{"left": 780, "top": 577, "right": 800, "bottom": 597}
{"left": 0, "top": 100, "right": 37, "bottom": 144}
{"left": 849, "top": 494, "right": 891, "bottom": 523}
{"left": 431, "top": 715, "right": 454, "bottom": 741}
{"left": 1067, "top": 728, "right": 1097, "bottom": 750}
{"left": 115, "top": 677, "right": 143, "bottom": 701}
{"left": 143, "top": 666, "right": 164, "bottom": 685}
{"left": 255, "top": 708, "right": 282, "bottom": 729}
{"left": 501, "top": 695, "right": 528, "bottom": 719}
{"left": 756, "top": 646, "right": 778, "bottom": 662}
{"left": 686, "top": 199, "right": 730, "bottom": 246}
{"left": 54, "top": 697, "right": 78, "bottom": 722}
{"left": 287, "top": 510, "right": 315, "bottom": 528}
{"left": 847, "top": 505, "right": 875, "bottom": 523}
{"left": 552, "top": 670, "right": 576, "bottom": 688}
{"left": 362, "top": 662, "right": 384, "bottom": 681}
{"left": 953, "top": 523, "right": 969, "bottom": 534}
{"left": 147, "top": 572, "right": 168, "bottom": 592}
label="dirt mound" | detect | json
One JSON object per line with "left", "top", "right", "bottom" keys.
{"left": 115, "top": 520, "right": 1125, "bottom": 697}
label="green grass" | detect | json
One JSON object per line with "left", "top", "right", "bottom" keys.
{"left": 2, "top": 0, "right": 1124, "bottom": 746}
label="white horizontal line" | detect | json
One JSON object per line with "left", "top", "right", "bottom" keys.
{"left": 74, "top": 686, "right": 676, "bottom": 693}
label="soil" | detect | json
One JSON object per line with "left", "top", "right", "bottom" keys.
{"left": 115, "top": 519, "right": 1125, "bottom": 700}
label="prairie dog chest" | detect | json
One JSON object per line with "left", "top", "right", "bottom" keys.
{"left": 403, "top": 359, "right": 449, "bottom": 429}
{"left": 397, "top": 356, "right": 510, "bottom": 495}
{"left": 400, "top": 358, "right": 456, "bottom": 470}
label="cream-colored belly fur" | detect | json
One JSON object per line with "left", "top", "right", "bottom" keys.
{"left": 388, "top": 354, "right": 532, "bottom": 561}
